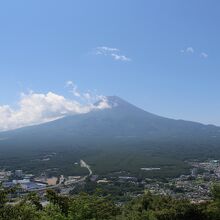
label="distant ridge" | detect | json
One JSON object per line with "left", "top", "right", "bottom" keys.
{"left": 0, "top": 95, "right": 220, "bottom": 150}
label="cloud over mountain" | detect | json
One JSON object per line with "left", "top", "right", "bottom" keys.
{"left": 0, "top": 91, "right": 110, "bottom": 131}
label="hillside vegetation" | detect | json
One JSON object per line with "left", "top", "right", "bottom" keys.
{"left": 1, "top": 185, "right": 220, "bottom": 220}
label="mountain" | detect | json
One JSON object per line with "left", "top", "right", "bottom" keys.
{"left": 0, "top": 96, "right": 220, "bottom": 144}
{"left": 1, "top": 96, "right": 220, "bottom": 177}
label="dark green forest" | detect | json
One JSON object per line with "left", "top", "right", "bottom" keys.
{"left": 1, "top": 140, "right": 218, "bottom": 179}
{"left": 1, "top": 185, "right": 220, "bottom": 220}
{"left": 1, "top": 96, "right": 220, "bottom": 179}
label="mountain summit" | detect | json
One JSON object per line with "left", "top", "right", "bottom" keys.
{"left": 1, "top": 96, "right": 220, "bottom": 177}
{"left": 0, "top": 96, "right": 220, "bottom": 149}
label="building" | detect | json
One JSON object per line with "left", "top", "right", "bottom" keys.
{"left": 12, "top": 179, "right": 30, "bottom": 184}
{"left": 15, "top": 170, "right": 23, "bottom": 178}
{"left": 191, "top": 168, "right": 198, "bottom": 177}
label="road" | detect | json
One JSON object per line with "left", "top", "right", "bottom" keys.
{"left": 64, "top": 159, "right": 92, "bottom": 185}
{"left": 80, "top": 159, "right": 92, "bottom": 176}
{"left": 29, "top": 159, "right": 92, "bottom": 192}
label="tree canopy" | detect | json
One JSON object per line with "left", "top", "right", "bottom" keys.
{"left": 1, "top": 185, "right": 220, "bottom": 220}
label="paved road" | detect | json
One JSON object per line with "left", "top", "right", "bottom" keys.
{"left": 29, "top": 159, "right": 92, "bottom": 192}
{"left": 80, "top": 159, "right": 92, "bottom": 176}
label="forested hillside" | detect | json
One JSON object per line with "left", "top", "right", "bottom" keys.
{"left": 1, "top": 185, "right": 220, "bottom": 220}
{"left": 1, "top": 96, "right": 220, "bottom": 178}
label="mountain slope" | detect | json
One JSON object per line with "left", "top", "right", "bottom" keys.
{"left": 0, "top": 96, "right": 220, "bottom": 144}
{"left": 1, "top": 96, "right": 220, "bottom": 177}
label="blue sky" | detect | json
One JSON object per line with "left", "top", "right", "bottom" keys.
{"left": 0, "top": 0, "right": 220, "bottom": 127}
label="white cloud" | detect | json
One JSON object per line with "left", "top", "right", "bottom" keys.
{"left": 65, "top": 80, "right": 74, "bottom": 87}
{"left": 181, "top": 47, "right": 208, "bottom": 59}
{"left": 186, "top": 47, "right": 194, "bottom": 53}
{"left": 83, "top": 92, "right": 92, "bottom": 100}
{"left": 95, "top": 46, "right": 131, "bottom": 62}
{"left": 111, "top": 53, "right": 131, "bottom": 61}
{"left": 96, "top": 46, "right": 119, "bottom": 53}
{"left": 0, "top": 90, "right": 111, "bottom": 132}
{"left": 65, "top": 81, "right": 107, "bottom": 104}
{"left": 200, "top": 52, "right": 208, "bottom": 58}
{"left": 181, "top": 47, "right": 194, "bottom": 54}
{"left": 65, "top": 80, "right": 81, "bottom": 97}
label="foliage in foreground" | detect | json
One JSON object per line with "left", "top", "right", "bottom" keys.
{"left": 1, "top": 185, "right": 220, "bottom": 219}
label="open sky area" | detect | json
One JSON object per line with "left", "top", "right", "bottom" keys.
{"left": 0, "top": 0, "right": 220, "bottom": 127}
